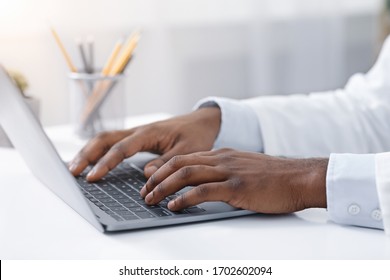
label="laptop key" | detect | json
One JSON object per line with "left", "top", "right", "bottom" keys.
{"left": 106, "top": 202, "right": 120, "bottom": 207}
{"left": 150, "top": 208, "right": 172, "bottom": 217}
{"left": 99, "top": 197, "right": 115, "bottom": 203}
{"left": 94, "top": 194, "right": 109, "bottom": 199}
{"left": 85, "top": 186, "right": 98, "bottom": 192}
{"left": 122, "top": 188, "right": 138, "bottom": 194}
{"left": 89, "top": 189, "right": 104, "bottom": 195}
{"left": 136, "top": 200, "right": 148, "bottom": 206}
{"left": 136, "top": 211, "right": 155, "bottom": 219}
{"left": 123, "top": 202, "right": 138, "bottom": 208}
{"left": 143, "top": 204, "right": 158, "bottom": 209}
{"left": 121, "top": 214, "right": 139, "bottom": 221}
{"left": 116, "top": 198, "right": 132, "bottom": 204}
{"left": 99, "top": 206, "right": 109, "bottom": 212}
{"left": 111, "top": 206, "right": 127, "bottom": 212}
{"left": 185, "top": 207, "right": 205, "bottom": 214}
{"left": 128, "top": 207, "right": 146, "bottom": 213}
{"left": 159, "top": 200, "right": 169, "bottom": 208}
{"left": 113, "top": 194, "right": 126, "bottom": 200}
{"left": 106, "top": 190, "right": 120, "bottom": 196}
{"left": 132, "top": 196, "right": 144, "bottom": 202}
{"left": 95, "top": 202, "right": 104, "bottom": 207}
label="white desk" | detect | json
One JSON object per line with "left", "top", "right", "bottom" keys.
{"left": 1, "top": 114, "right": 390, "bottom": 260}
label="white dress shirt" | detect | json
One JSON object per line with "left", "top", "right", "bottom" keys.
{"left": 195, "top": 36, "right": 390, "bottom": 234}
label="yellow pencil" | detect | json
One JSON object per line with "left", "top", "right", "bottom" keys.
{"left": 109, "top": 31, "right": 140, "bottom": 75}
{"left": 101, "top": 39, "right": 124, "bottom": 76}
{"left": 50, "top": 27, "right": 78, "bottom": 73}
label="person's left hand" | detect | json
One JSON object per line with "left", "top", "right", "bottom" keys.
{"left": 140, "top": 148, "right": 328, "bottom": 214}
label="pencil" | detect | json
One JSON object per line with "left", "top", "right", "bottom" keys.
{"left": 81, "top": 32, "right": 140, "bottom": 126}
{"left": 109, "top": 32, "right": 140, "bottom": 75}
{"left": 101, "top": 39, "right": 124, "bottom": 75}
{"left": 50, "top": 27, "right": 78, "bottom": 73}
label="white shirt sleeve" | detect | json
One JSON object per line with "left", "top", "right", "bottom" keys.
{"left": 194, "top": 97, "right": 264, "bottom": 152}
{"left": 326, "top": 153, "right": 384, "bottom": 230}
{"left": 238, "top": 36, "right": 390, "bottom": 158}
{"left": 375, "top": 152, "right": 390, "bottom": 234}
{"left": 193, "top": 36, "right": 390, "bottom": 233}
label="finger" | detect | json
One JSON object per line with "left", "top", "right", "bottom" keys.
{"left": 143, "top": 145, "right": 222, "bottom": 178}
{"left": 167, "top": 181, "right": 231, "bottom": 211}
{"left": 143, "top": 165, "right": 226, "bottom": 205}
{"left": 143, "top": 144, "right": 187, "bottom": 178}
{"left": 86, "top": 133, "right": 144, "bottom": 181}
{"left": 141, "top": 153, "right": 217, "bottom": 198}
{"left": 69, "top": 131, "right": 127, "bottom": 176}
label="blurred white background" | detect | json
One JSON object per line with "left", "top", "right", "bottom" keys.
{"left": 0, "top": 0, "right": 385, "bottom": 125}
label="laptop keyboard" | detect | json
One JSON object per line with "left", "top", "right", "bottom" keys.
{"left": 75, "top": 162, "right": 204, "bottom": 221}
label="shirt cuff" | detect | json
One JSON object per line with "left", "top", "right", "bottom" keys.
{"left": 326, "top": 153, "right": 384, "bottom": 230}
{"left": 194, "top": 97, "right": 263, "bottom": 152}
{"left": 374, "top": 152, "right": 390, "bottom": 235}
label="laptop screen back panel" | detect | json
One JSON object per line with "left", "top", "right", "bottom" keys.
{"left": 0, "top": 66, "right": 104, "bottom": 232}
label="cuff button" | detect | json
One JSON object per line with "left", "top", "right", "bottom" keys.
{"left": 348, "top": 204, "right": 361, "bottom": 215}
{"left": 371, "top": 209, "right": 382, "bottom": 221}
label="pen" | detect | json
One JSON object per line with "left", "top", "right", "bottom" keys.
{"left": 76, "top": 39, "right": 89, "bottom": 73}
{"left": 87, "top": 36, "right": 94, "bottom": 73}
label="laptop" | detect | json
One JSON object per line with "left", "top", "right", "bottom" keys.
{"left": 0, "top": 66, "right": 253, "bottom": 232}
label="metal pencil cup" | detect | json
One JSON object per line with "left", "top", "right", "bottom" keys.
{"left": 68, "top": 72, "right": 126, "bottom": 138}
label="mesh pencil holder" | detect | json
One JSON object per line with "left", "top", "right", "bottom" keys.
{"left": 68, "top": 72, "right": 126, "bottom": 138}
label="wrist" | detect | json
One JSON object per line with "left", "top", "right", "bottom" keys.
{"left": 302, "top": 158, "right": 329, "bottom": 209}
{"left": 194, "top": 106, "right": 221, "bottom": 142}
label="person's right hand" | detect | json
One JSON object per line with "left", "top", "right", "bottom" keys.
{"left": 68, "top": 107, "right": 221, "bottom": 181}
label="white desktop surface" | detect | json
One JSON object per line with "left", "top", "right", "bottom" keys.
{"left": 1, "top": 114, "right": 390, "bottom": 260}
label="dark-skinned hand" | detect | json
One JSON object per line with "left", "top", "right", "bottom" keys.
{"left": 140, "top": 149, "right": 328, "bottom": 213}
{"left": 68, "top": 107, "right": 221, "bottom": 181}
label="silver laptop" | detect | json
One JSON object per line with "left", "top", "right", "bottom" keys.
{"left": 0, "top": 66, "right": 253, "bottom": 232}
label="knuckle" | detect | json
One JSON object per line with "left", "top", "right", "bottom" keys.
{"left": 216, "top": 148, "right": 235, "bottom": 161}
{"left": 196, "top": 184, "right": 209, "bottom": 198}
{"left": 169, "top": 155, "right": 182, "bottom": 168}
{"left": 155, "top": 183, "right": 165, "bottom": 196}
{"left": 177, "top": 193, "right": 187, "bottom": 208}
{"left": 228, "top": 177, "right": 242, "bottom": 192}
{"left": 95, "top": 131, "right": 111, "bottom": 141}
{"left": 178, "top": 166, "right": 192, "bottom": 180}
{"left": 218, "top": 148, "right": 234, "bottom": 153}
{"left": 149, "top": 174, "right": 157, "bottom": 187}
{"left": 78, "top": 145, "right": 98, "bottom": 161}
{"left": 110, "top": 143, "right": 127, "bottom": 158}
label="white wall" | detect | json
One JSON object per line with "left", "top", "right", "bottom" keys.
{"left": 0, "top": 0, "right": 384, "bottom": 125}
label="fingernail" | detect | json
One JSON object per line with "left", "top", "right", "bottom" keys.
{"left": 68, "top": 163, "right": 76, "bottom": 173}
{"left": 87, "top": 168, "right": 96, "bottom": 178}
{"left": 145, "top": 192, "right": 154, "bottom": 204}
{"left": 168, "top": 200, "right": 175, "bottom": 210}
{"left": 140, "top": 186, "right": 147, "bottom": 197}
{"left": 145, "top": 166, "right": 158, "bottom": 176}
